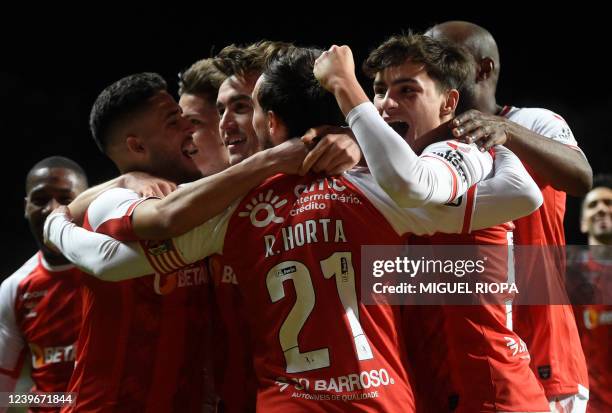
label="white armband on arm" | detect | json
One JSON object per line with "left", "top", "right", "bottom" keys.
{"left": 347, "top": 102, "right": 492, "bottom": 207}
{"left": 44, "top": 213, "right": 154, "bottom": 281}
{"left": 471, "top": 146, "right": 543, "bottom": 231}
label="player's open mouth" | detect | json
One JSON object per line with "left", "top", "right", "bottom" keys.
{"left": 225, "top": 137, "right": 247, "bottom": 147}
{"left": 182, "top": 148, "right": 199, "bottom": 158}
{"left": 182, "top": 141, "right": 199, "bottom": 158}
{"left": 389, "top": 121, "right": 410, "bottom": 139}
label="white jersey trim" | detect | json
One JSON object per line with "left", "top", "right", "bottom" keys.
{"left": 0, "top": 254, "right": 38, "bottom": 375}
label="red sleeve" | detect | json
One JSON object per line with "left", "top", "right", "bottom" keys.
{"left": 83, "top": 188, "right": 155, "bottom": 242}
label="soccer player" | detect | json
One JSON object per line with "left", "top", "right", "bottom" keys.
{"left": 315, "top": 37, "right": 552, "bottom": 412}
{"left": 429, "top": 21, "right": 591, "bottom": 412}
{"left": 51, "top": 72, "right": 309, "bottom": 412}
{"left": 211, "top": 40, "right": 362, "bottom": 413}
{"left": 178, "top": 57, "right": 230, "bottom": 176}
{"left": 0, "top": 157, "right": 87, "bottom": 412}
{"left": 571, "top": 175, "right": 612, "bottom": 412}
{"left": 45, "top": 46, "right": 543, "bottom": 412}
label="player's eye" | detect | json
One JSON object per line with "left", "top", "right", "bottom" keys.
{"left": 29, "top": 196, "right": 50, "bottom": 207}
{"left": 58, "top": 197, "right": 74, "bottom": 205}
{"left": 234, "top": 102, "right": 252, "bottom": 114}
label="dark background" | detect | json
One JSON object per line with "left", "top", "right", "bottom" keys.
{"left": 1, "top": 10, "right": 610, "bottom": 277}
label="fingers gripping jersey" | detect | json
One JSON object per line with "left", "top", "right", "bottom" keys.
{"left": 221, "top": 173, "right": 415, "bottom": 412}
{"left": 65, "top": 188, "right": 214, "bottom": 413}
{"left": 0, "top": 253, "right": 82, "bottom": 406}
{"left": 502, "top": 106, "right": 589, "bottom": 399}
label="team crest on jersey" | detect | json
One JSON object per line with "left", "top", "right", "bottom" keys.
{"left": 143, "top": 240, "right": 173, "bottom": 256}
{"left": 239, "top": 189, "right": 287, "bottom": 228}
{"left": 537, "top": 365, "right": 552, "bottom": 380}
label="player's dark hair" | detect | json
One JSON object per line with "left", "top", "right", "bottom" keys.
{"left": 26, "top": 156, "right": 88, "bottom": 193}
{"left": 257, "top": 47, "right": 345, "bottom": 138}
{"left": 89, "top": 72, "right": 167, "bottom": 152}
{"left": 363, "top": 32, "right": 473, "bottom": 93}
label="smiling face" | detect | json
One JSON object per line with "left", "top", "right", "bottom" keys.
{"left": 582, "top": 187, "right": 612, "bottom": 245}
{"left": 216, "top": 73, "right": 264, "bottom": 165}
{"left": 372, "top": 59, "right": 455, "bottom": 147}
{"left": 179, "top": 93, "right": 229, "bottom": 176}
{"left": 25, "top": 167, "right": 86, "bottom": 256}
{"left": 134, "top": 90, "right": 202, "bottom": 183}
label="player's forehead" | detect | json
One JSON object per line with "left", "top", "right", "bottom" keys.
{"left": 147, "top": 90, "right": 181, "bottom": 117}
{"left": 179, "top": 93, "right": 216, "bottom": 116}
{"left": 217, "top": 74, "right": 257, "bottom": 106}
{"left": 27, "top": 167, "right": 83, "bottom": 195}
{"left": 585, "top": 187, "right": 612, "bottom": 205}
{"left": 373, "top": 60, "right": 429, "bottom": 88}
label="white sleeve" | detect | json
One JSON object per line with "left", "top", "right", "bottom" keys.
{"left": 0, "top": 268, "right": 28, "bottom": 392}
{"left": 347, "top": 102, "right": 492, "bottom": 207}
{"left": 145, "top": 205, "right": 235, "bottom": 274}
{"left": 470, "top": 146, "right": 543, "bottom": 231}
{"left": 44, "top": 213, "right": 154, "bottom": 281}
{"left": 508, "top": 107, "right": 583, "bottom": 153}
{"left": 44, "top": 206, "right": 234, "bottom": 280}
{"left": 85, "top": 187, "right": 149, "bottom": 232}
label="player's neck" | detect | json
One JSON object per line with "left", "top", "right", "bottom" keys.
{"left": 480, "top": 96, "right": 500, "bottom": 116}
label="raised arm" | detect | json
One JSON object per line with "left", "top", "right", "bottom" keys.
{"left": 347, "top": 102, "right": 492, "bottom": 207}
{"left": 314, "top": 45, "right": 491, "bottom": 208}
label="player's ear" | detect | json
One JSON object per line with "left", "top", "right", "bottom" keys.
{"left": 126, "top": 135, "right": 146, "bottom": 155}
{"left": 477, "top": 57, "right": 495, "bottom": 81}
{"left": 268, "top": 110, "right": 288, "bottom": 141}
{"left": 440, "top": 89, "right": 459, "bottom": 118}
